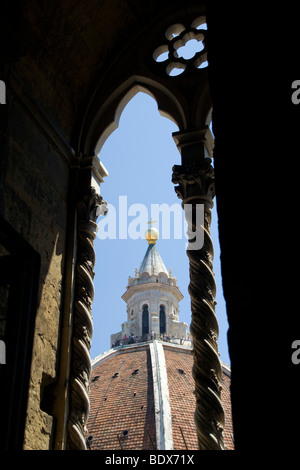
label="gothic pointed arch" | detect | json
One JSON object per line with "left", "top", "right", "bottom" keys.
{"left": 80, "top": 76, "right": 187, "bottom": 157}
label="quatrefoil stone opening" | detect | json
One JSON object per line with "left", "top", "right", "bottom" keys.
{"left": 153, "top": 16, "right": 208, "bottom": 76}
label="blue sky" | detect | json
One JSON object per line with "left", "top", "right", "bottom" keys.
{"left": 91, "top": 92, "right": 230, "bottom": 366}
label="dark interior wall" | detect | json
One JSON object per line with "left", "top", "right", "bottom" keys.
{"left": 207, "top": 1, "right": 300, "bottom": 451}
{"left": 0, "top": 3, "right": 73, "bottom": 448}
{"left": 0, "top": 75, "right": 71, "bottom": 449}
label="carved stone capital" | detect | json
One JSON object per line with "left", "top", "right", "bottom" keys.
{"left": 172, "top": 127, "right": 215, "bottom": 211}
{"left": 77, "top": 187, "right": 108, "bottom": 224}
{"left": 172, "top": 159, "right": 215, "bottom": 206}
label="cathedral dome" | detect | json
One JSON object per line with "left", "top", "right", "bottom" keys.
{"left": 88, "top": 233, "right": 234, "bottom": 451}
{"left": 87, "top": 341, "right": 234, "bottom": 450}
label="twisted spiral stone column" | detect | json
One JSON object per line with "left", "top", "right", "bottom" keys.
{"left": 67, "top": 188, "right": 107, "bottom": 450}
{"left": 172, "top": 159, "right": 225, "bottom": 450}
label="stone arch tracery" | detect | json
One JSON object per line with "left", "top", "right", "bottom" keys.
{"left": 70, "top": 4, "right": 225, "bottom": 451}
{"left": 76, "top": 8, "right": 213, "bottom": 157}
{"left": 83, "top": 78, "right": 188, "bottom": 157}
{"left": 79, "top": 72, "right": 212, "bottom": 158}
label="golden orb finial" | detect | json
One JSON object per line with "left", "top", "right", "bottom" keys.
{"left": 145, "top": 218, "right": 159, "bottom": 244}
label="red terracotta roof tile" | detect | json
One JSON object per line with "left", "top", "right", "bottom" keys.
{"left": 87, "top": 343, "right": 234, "bottom": 450}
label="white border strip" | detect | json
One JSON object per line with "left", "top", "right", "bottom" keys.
{"left": 149, "top": 340, "right": 173, "bottom": 450}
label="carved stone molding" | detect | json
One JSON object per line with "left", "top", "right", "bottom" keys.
{"left": 67, "top": 187, "right": 107, "bottom": 450}
{"left": 172, "top": 151, "right": 225, "bottom": 450}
